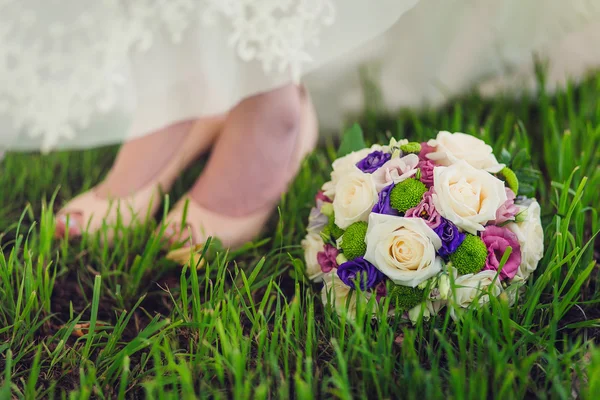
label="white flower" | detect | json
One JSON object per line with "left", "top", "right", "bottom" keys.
{"left": 408, "top": 303, "right": 431, "bottom": 324}
{"left": 322, "top": 145, "right": 386, "bottom": 198}
{"left": 389, "top": 137, "right": 409, "bottom": 148}
{"left": 427, "top": 131, "right": 504, "bottom": 173}
{"left": 307, "top": 203, "right": 329, "bottom": 234}
{"left": 371, "top": 154, "right": 419, "bottom": 191}
{"left": 332, "top": 171, "right": 378, "bottom": 229}
{"left": 321, "top": 273, "right": 358, "bottom": 317}
{"left": 506, "top": 200, "right": 544, "bottom": 281}
{"left": 433, "top": 161, "right": 507, "bottom": 234}
{"left": 449, "top": 270, "right": 503, "bottom": 318}
{"left": 437, "top": 273, "right": 451, "bottom": 300}
{"left": 364, "top": 214, "right": 442, "bottom": 287}
{"left": 321, "top": 180, "right": 337, "bottom": 199}
{"left": 302, "top": 232, "right": 326, "bottom": 282}
{"left": 408, "top": 300, "right": 445, "bottom": 324}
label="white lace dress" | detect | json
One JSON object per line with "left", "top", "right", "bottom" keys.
{"left": 0, "top": 0, "right": 419, "bottom": 152}
{"left": 1, "top": 0, "right": 599, "bottom": 153}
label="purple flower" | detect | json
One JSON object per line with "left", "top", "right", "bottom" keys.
{"left": 433, "top": 218, "right": 465, "bottom": 258}
{"left": 372, "top": 184, "right": 400, "bottom": 216}
{"left": 317, "top": 244, "right": 339, "bottom": 273}
{"left": 405, "top": 187, "right": 441, "bottom": 228}
{"left": 356, "top": 151, "right": 391, "bottom": 174}
{"left": 491, "top": 188, "right": 519, "bottom": 225}
{"left": 481, "top": 226, "right": 521, "bottom": 280}
{"left": 417, "top": 159, "right": 435, "bottom": 187}
{"left": 337, "top": 257, "right": 385, "bottom": 291}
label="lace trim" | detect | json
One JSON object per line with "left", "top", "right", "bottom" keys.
{"left": 0, "top": 0, "right": 335, "bottom": 151}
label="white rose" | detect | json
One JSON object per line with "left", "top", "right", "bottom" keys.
{"left": 321, "top": 273, "right": 358, "bottom": 317}
{"left": 333, "top": 171, "right": 378, "bottom": 229}
{"left": 321, "top": 180, "right": 336, "bottom": 199}
{"left": 364, "top": 213, "right": 442, "bottom": 287}
{"left": 433, "top": 161, "right": 507, "bottom": 234}
{"left": 371, "top": 154, "right": 419, "bottom": 191}
{"left": 506, "top": 200, "right": 544, "bottom": 281}
{"left": 427, "top": 131, "right": 504, "bottom": 173}
{"left": 302, "top": 232, "right": 326, "bottom": 282}
{"left": 322, "top": 145, "right": 386, "bottom": 198}
{"left": 449, "top": 270, "right": 503, "bottom": 318}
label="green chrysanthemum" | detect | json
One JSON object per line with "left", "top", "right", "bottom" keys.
{"left": 320, "top": 213, "right": 345, "bottom": 242}
{"left": 387, "top": 284, "right": 425, "bottom": 311}
{"left": 449, "top": 234, "right": 488, "bottom": 275}
{"left": 389, "top": 178, "right": 427, "bottom": 213}
{"left": 499, "top": 167, "right": 519, "bottom": 194}
{"left": 400, "top": 142, "right": 422, "bottom": 154}
{"left": 340, "top": 221, "right": 368, "bottom": 260}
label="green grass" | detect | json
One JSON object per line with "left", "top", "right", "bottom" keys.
{"left": 1, "top": 69, "right": 599, "bottom": 399}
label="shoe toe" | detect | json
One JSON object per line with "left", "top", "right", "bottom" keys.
{"left": 162, "top": 222, "right": 197, "bottom": 248}
{"left": 55, "top": 212, "right": 83, "bottom": 238}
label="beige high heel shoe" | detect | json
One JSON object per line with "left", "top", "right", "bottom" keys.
{"left": 55, "top": 117, "right": 224, "bottom": 240}
{"left": 162, "top": 88, "right": 319, "bottom": 250}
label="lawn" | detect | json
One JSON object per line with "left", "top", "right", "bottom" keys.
{"left": 0, "top": 69, "right": 599, "bottom": 399}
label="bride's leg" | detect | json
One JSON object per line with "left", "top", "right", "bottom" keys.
{"left": 95, "top": 120, "right": 194, "bottom": 198}
{"left": 190, "top": 84, "right": 302, "bottom": 216}
{"left": 163, "top": 84, "right": 318, "bottom": 246}
{"left": 56, "top": 117, "right": 223, "bottom": 237}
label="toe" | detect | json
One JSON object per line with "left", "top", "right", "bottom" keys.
{"left": 55, "top": 212, "right": 83, "bottom": 238}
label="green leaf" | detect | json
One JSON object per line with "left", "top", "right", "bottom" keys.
{"left": 337, "top": 123, "right": 366, "bottom": 158}
{"left": 498, "top": 148, "right": 512, "bottom": 165}
{"left": 515, "top": 167, "right": 541, "bottom": 197}
{"left": 511, "top": 149, "right": 531, "bottom": 170}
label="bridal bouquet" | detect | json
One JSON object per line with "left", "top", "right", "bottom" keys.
{"left": 302, "top": 128, "right": 544, "bottom": 321}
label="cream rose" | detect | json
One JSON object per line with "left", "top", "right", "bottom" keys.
{"left": 333, "top": 171, "right": 378, "bottom": 229}
{"left": 506, "top": 200, "right": 544, "bottom": 281}
{"left": 371, "top": 154, "right": 419, "bottom": 191}
{"left": 364, "top": 213, "right": 442, "bottom": 287}
{"left": 433, "top": 161, "right": 507, "bottom": 234}
{"left": 450, "top": 270, "right": 503, "bottom": 310}
{"left": 322, "top": 145, "right": 386, "bottom": 198}
{"left": 427, "top": 131, "right": 504, "bottom": 173}
{"left": 321, "top": 273, "right": 359, "bottom": 317}
{"left": 302, "top": 232, "right": 326, "bottom": 282}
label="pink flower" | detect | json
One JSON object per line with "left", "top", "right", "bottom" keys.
{"left": 491, "top": 188, "right": 519, "bottom": 225}
{"left": 481, "top": 226, "right": 522, "bottom": 280}
{"left": 375, "top": 280, "right": 388, "bottom": 303}
{"left": 405, "top": 187, "right": 442, "bottom": 229}
{"left": 419, "top": 142, "right": 436, "bottom": 161}
{"left": 317, "top": 244, "right": 339, "bottom": 273}
{"left": 417, "top": 159, "right": 435, "bottom": 187}
{"left": 316, "top": 191, "right": 332, "bottom": 203}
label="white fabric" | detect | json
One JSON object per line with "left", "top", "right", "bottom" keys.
{"left": 0, "top": 0, "right": 418, "bottom": 152}
{"left": 307, "top": 0, "right": 600, "bottom": 131}
{"left": 1, "top": 0, "right": 600, "bottom": 153}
